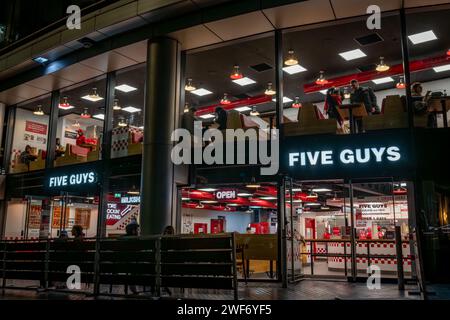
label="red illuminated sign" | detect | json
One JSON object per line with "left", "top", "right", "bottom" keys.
{"left": 25, "top": 121, "right": 48, "bottom": 135}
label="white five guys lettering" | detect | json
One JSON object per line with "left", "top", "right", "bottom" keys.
{"left": 289, "top": 146, "right": 401, "bottom": 167}
{"left": 49, "top": 172, "right": 96, "bottom": 187}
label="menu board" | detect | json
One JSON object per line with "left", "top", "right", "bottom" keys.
{"left": 28, "top": 204, "right": 42, "bottom": 229}
{"left": 75, "top": 208, "right": 91, "bottom": 229}
{"left": 51, "top": 206, "right": 69, "bottom": 228}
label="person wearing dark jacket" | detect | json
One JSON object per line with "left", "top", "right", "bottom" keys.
{"left": 350, "top": 79, "right": 380, "bottom": 132}
{"left": 214, "top": 106, "right": 228, "bottom": 130}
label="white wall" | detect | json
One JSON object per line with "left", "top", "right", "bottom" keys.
{"left": 4, "top": 200, "right": 27, "bottom": 239}
{"left": 181, "top": 208, "right": 252, "bottom": 234}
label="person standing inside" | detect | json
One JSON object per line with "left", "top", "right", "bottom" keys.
{"left": 350, "top": 79, "right": 380, "bottom": 132}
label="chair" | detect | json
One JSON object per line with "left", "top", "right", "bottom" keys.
{"left": 236, "top": 244, "right": 248, "bottom": 284}
{"left": 29, "top": 150, "right": 46, "bottom": 171}
{"left": 55, "top": 143, "right": 89, "bottom": 166}
{"left": 284, "top": 103, "right": 337, "bottom": 136}
{"left": 364, "top": 95, "right": 408, "bottom": 131}
{"left": 226, "top": 110, "right": 243, "bottom": 130}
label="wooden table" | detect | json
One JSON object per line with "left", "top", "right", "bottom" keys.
{"left": 338, "top": 103, "right": 368, "bottom": 133}
{"left": 428, "top": 97, "right": 450, "bottom": 128}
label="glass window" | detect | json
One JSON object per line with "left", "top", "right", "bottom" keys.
{"left": 283, "top": 13, "right": 406, "bottom": 136}
{"left": 55, "top": 76, "right": 106, "bottom": 167}
{"left": 111, "top": 64, "right": 145, "bottom": 158}
{"left": 406, "top": 5, "right": 450, "bottom": 128}
{"left": 183, "top": 34, "right": 276, "bottom": 140}
{"left": 9, "top": 94, "right": 51, "bottom": 173}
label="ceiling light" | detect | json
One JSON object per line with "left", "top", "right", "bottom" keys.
{"left": 33, "top": 56, "right": 49, "bottom": 64}
{"left": 82, "top": 87, "right": 103, "bottom": 102}
{"left": 198, "top": 188, "right": 217, "bottom": 192}
{"left": 246, "top": 177, "right": 260, "bottom": 188}
{"left": 93, "top": 113, "right": 105, "bottom": 120}
{"left": 260, "top": 196, "right": 277, "bottom": 200}
{"left": 292, "top": 96, "right": 302, "bottom": 108}
{"left": 433, "top": 64, "right": 450, "bottom": 73}
{"left": 191, "top": 88, "right": 212, "bottom": 96}
{"left": 33, "top": 105, "right": 44, "bottom": 116}
{"left": 199, "top": 114, "right": 215, "bottom": 119}
{"left": 80, "top": 108, "right": 91, "bottom": 118}
{"left": 202, "top": 200, "right": 218, "bottom": 204}
{"left": 113, "top": 98, "right": 121, "bottom": 110}
{"left": 312, "top": 188, "right": 331, "bottom": 192}
{"left": 238, "top": 193, "right": 252, "bottom": 197}
{"left": 396, "top": 76, "right": 406, "bottom": 89}
{"left": 376, "top": 56, "right": 390, "bottom": 72}
{"left": 232, "top": 77, "right": 256, "bottom": 86}
{"left": 220, "top": 93, "right": 231, "bottom": 105}
{"left": 183, "top": 103, "right": 189, "bottom": 113}
{"left": 58, "top": 96, "right": 74, "bottom": 110}
{"left": 292, "top": 200, "right": 303, "bottom": 203}
{"left": 339, "top": 49, "right": 366, "bottom": 61}
{"left": 115, "top": 84, "right": 137, "bottom": 93}
{"left": 372, "top": 77, "right": 394, "bottom": 84}
{"left": 320, "top": 90, "right": 328, "bottom": 95}
{"left": 118, "top": 118, "right": 127, "bottom": 127}
{"left": 235, "top": 106, "right": 251, "bottom": 112}
{"left": 272, "top": 97, "right": 293, "bottom": 103}
{"left": 139, "top": 126, "right": 144, "bottom": 130}
{"left": 122, "top": 106, "right": 141, "bottom": 113}
{"left": 292, "top": 188, "right": 302, "bottom": 192}
{"left": 283, "top": 64, "right": 307, "bottom": 75}
{"left": 230, "top": 65, "right": 243, "bottom": 80}
{"left": 408, "top": 30, "right": 437, "bottom": 45}
{"left": 228, "top": 203, "right": 239, "bottom": 206}
{"left": 305, "top": 202, "right": 321, "bottom": 206}
{"left": 250, "top": 106, "right": 260, "bottom": 116}
{"left": 181, "top": 197, "right": 190, "bottom": 201}
{"left": 315, "top": 71, "right": 329, "bottom": 85}
{"left": 284, "top": 49, "right": 298, "bottom": 66}
{"left": 264, "top": 82, "right": 276, "bottom": 95}
{"left": 127, "top": 190, "right": 140, "bottom": 195}
{"left": 343, "top": 87, "right": 351, "bottom": 99}
{"left": 185, "top": 78, "right": 196, "bottom": 92}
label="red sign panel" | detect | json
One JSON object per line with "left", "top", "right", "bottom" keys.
{"left": 25, "top": 121, "right": 47, "bottom": 135}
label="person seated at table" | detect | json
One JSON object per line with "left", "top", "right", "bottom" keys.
{"left": 411, "top": 82, "right": 436, "bottom": 128}
{"left": 324, "top": 87, "right": 345, "bottom": 128}
{"left": 55, "top": 138, "right": 65, "bottom": 158}
{"left": 20, "top": 145, "right": 37, "bottom": 168}
{"left": 76, "top": 128, "right": 97, "bottom": 150}
{"left": 350, "top": 79, "right": 380, "bottom": 132}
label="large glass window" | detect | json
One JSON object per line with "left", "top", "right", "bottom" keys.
{"left": 55, "top": 76, "right": 106, "bottom": 167}
{"left": 183, "top": 34, "right": 276, "bottom": 140}
{"left": 9, "top": 95, "right": 51, "bottom": 173}
{"left": 283, "top": 13, "right": 407, "bottom": 136}
{"left": 111, "top": 64, "right": 145, "bottom": 158}
{"left": 406, "top": 5, "right": 450, "bottom": 128}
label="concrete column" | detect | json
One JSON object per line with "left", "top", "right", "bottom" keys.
{"left": 140, "top": 37, "right": 180, "bottom": 235}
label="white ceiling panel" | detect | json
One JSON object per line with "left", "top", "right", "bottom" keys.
{"left": 114, "top": 40, "right": 148, "bottom": 63}
{"left": 263, "top": 0, "right": 335, "bottom": 29}
{"left": 52, "top": 63, "right": 104, "bottom": 83}
{"left": 204, "top": 11, "right": 274, "bottom": 41}
{"left": 169, "top": 25, "right": 222, "bottom": 50}
{"left": 79, "top": 51, "right": 138, "bottom": 73}
{"left": 331, "top": 0, "right": 402, "bottom": 19}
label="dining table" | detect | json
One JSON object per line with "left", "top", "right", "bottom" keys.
{"left": 337, "top": 103, "right": 368, "bottom": 134}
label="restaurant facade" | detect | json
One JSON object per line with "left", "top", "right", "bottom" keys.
{"left": 0, "top": 0, "right": 449, "bottom": 293}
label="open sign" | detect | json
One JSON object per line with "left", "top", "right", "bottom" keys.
{"left": 214, "top": 189, "right": 237, "bottom": 200}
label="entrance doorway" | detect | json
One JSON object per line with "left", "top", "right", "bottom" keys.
{"left": 285, "top": 179, "right": 416, "bottom": 282}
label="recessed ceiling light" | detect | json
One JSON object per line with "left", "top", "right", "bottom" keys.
{"left": 433, "top": 64, "right": 450, "bottom": 73}
{"left": 122, "top": 106, "right": 141, "bottom": 113}
{"left": 198, "top": 188, "right": 217, "bottom": 192}
{"left": 282, "top": 64, "right": 308, "bottom": 75}
{"left": 237, "top": 193, "right": 252, "bottom": 197}
{"left": 339, "top": 49, "right": 367, "bottom": 61}
{"left": 372, "top": 77, "right": 394, "bottom": 84}
{"left": 202, "top": 200, "right": 218, "bottom": 204}
{"left": 191, "top": 88, "right": 213, "bottom": 96}
{"left": 312, "top": 188, "right": 332, "bottom": 192}
{"left": 33, "top": 56, "right": 49, "bottom": 64}
{"left": 292, "top": 188, "right": 302, "bottom": 192}
{"left": 82, "top": 95, "right": 103, "bottom": 102}
{"left": 260, "top": 196, "right": 277, "bottom": 200}
{"left": 305, "top": 202, "right": 321, "bottom": 206}
{"left": 320, "top": 90, "right": 328, "bottom": 95}
{"left": 232, "top": 77, "right": 256, "bottom": 86}
{"left": 235, "top": 106, "right": 252, "bottom": 112}
{"left": 93, "top": 114, "right": 105, "bottom": 120}
{"left": 408, "top": 30, "right": 437, "bottom": 45}
{"left": 199, "top": 114, "right": 215, "bottom": 119}
{"left": 115, "top": 84, "right": 137, "bottom": 92}
{"left": 272, "top": 97, "right": 293, "bottom": 103}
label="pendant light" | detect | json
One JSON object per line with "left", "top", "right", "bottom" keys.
{"left": 183, "top": 102, "right": 190, "bottom": 113}
{"left": 82, "top": 87, "right": 103, "bottom": 102}
{"left": 315, "top": 71, "right": 329, "bottom": 85}
{"left": 250, "top": 106, "right": 260, "bottom": 116}
{"left": 292, "top": 96, "right": 302, "bottom": 108}
{"left": 113, "top": 98, "right": 121, "bottom": 110}
{"left": 264, "top": 82, "right": 276, "bottom": 95}
{"left": 59, "top": 96, "right": 73, "bottom": 110}
{"left": 230, "top": 65, "right": 243, "bottom": 80}
{"left": 246, "top": 177, "right": 260, "bottom": 188}
{"left": 33, "top": 105, "right": 44, "bottom": 116}
{"left": 80, "top": 107, "right": 91, "bottom": 119}
{"left": 376, "top": 56, "right": 390, "bottom": 72}
{"left": 118, "top": 119, "right": 127, "bottom": 127}
{"left": 284, "top": 49, "right": 298, "bottom": 66}
{"left": 447, "top": 48, "right": 450, "bottom": 56}
{"left": 185, "top": 78, "right": 196, "bottom": 92}
{"left": 396, "top": 76, "right": 406, "bottom": 89}
{"left": 220, "top": 93, "right": 231, "bottom": 105}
